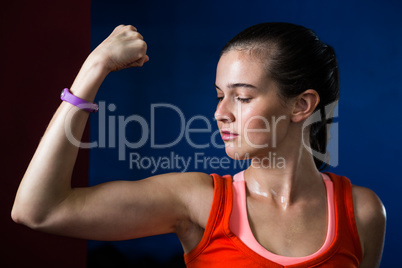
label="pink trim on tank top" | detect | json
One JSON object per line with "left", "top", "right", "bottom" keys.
{"left": 229, "top": 171, "right": 335, "bottom": 266}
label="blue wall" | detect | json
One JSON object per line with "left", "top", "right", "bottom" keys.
{"left": 89, "top": 0, "right": 402, "bottom": 266}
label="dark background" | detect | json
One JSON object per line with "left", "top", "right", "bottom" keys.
{"left": 1, "top": 1, "right": 90, "bottom": 267}
{"left": 2, "top": 0, "right": 401, "bottom": 267}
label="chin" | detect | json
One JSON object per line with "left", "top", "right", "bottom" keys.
{"left": 224, "top": 146, "right": 253, "bottom": 160}
{"left": 224, "top": 143, "right": 279, "bottom": 161}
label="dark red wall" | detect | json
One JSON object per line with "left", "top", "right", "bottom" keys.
{"left": 1, "top": 1, "right": 90, "bottom": 267}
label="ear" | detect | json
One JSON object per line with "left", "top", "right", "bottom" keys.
{"left": 291, "top": 89, "right": 320, "bottom": 123}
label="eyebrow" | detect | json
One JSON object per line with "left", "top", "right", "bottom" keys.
{"left": 215, "top": 83, "right": 257, "bottom": 91}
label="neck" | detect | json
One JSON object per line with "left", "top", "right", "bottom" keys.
{"left": 244, "top": 128, "right": 324, "bottom": 209}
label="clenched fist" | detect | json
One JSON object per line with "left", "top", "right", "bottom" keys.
{"left": 90, "top": 25, "right": 149, "bottom": 72}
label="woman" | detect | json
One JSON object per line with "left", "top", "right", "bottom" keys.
{"left": 12, "top": 23, "right": 386, "bottom": 267}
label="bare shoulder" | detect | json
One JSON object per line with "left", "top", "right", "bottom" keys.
{"left": 129, "top": 171, "right": 214, "bottom": 228}
{"left": 170, "top": 171, "right": 214, "bottom": 192}
{"left": 352, "top": 184, "right": 386, "bottom": 268}
{"left": 352, "top": 185, "right": 386, "bottom": 228}
{"left": 143, "top": 171, "right": 213, "bottom": 199}
{"left": 148, "top": 171, "right": 214, "bottom": 215}
{"left": 174, "top": 172, "right": 215, "bottom": 227}
{"left": 170, "top": 172, "right": 215, "bottom": 252}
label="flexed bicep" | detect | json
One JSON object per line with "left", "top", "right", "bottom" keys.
{"left": 27, "top": 172, "right": 207, "bottom": 241}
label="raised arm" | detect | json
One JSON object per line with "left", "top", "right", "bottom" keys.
{"left": 11, "top": 25, "right": 212, "bottom": 242}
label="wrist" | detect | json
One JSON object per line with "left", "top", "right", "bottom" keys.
{"left": 61, "top": 88, "right": 99, "bottom": 113}
{"left": 69, "top": 55, "right": 110, "bottom": 102}
{"left": 85, "top": 51, "right": 111, "bottom": 73}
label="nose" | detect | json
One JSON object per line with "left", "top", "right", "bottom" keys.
{"left": 214, "top": 98, "right": 235, "bottom": 123}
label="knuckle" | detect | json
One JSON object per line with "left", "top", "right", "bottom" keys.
{"left": 124, "top": 25, "right": 137, "bottom": 32}
{"left": 139, "top": 43, "right": 147, "bottom": 53}
{"left": 131, "top": 31, "right": 140, "bottom": 38}
{"left": 128, "top": 25, "right": 137, "bottom": 31}
{"left": 137, "top": 33, "right": 144, "bottom": 40}
{"left": 140, "top": 40, "right": 147, "bottom": 49}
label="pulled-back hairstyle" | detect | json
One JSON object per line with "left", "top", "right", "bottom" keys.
{"left": 221, "top": 22, "right": 339, "bottom": 170}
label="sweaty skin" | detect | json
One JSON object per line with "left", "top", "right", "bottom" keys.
{"left": 12, "top": 26, "right": 386, "bottom": 268}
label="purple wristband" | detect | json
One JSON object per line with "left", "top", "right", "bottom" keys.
{"left": 60, "top": 88, "right": 98, "bottom": 113}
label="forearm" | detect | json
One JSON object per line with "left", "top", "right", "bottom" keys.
{"left": 12, "top": 56, "right": 109, "bottom": 226}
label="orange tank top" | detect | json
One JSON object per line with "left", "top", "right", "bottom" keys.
{"left": 184, "top": 172, "right": 363, "bottom": 268}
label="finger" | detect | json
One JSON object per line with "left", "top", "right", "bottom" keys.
{"left": 130, "top": 39, "right": 147, "bottom": 53}
{"left": 136, "top": 56, "right": 147, "bottom": 66}
{"left": 136, "top": 32, "right": 144, "bottom": 40}
{"left": 113, "top": 25, "right": 137, "bottom": 34}
{"left": 128, "top": 31, "right": 143, "bottom": 40}
{"left": 114, "top": 24, "right": 126, "bottom": 32}
{"left": 128, "top": 55, "right": 148, "bottom": 68}
{"left": 127, "top": 25, "right": 137, "bottom": 32}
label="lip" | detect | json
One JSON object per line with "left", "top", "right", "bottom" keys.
{"left": 221, "top": 130, "right": 239, "bottom": 141}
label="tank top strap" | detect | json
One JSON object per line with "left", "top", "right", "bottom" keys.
{"left": 324, "top": 172, "right": 363, "bottom": 262}
{"left": 184, "top": 173, "right": 233, "bottom": 264}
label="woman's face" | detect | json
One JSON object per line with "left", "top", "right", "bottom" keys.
{"left": 215, "top": 50, "right": 292, "bottom": 160}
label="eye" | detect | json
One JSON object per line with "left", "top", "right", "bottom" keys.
{"left": 216, "top": 96, "right": 223, "bottom": 102}
{"left": 236, "top": 96, "right": 251, "bottom": 103}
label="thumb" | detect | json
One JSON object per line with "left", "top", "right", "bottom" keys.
{"left": 143, "top": 55, "right": 149, "bottom": 63}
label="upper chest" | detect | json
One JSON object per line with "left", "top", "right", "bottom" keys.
{"left": 245, "top": 195, "right": 328, "bottom": 257}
